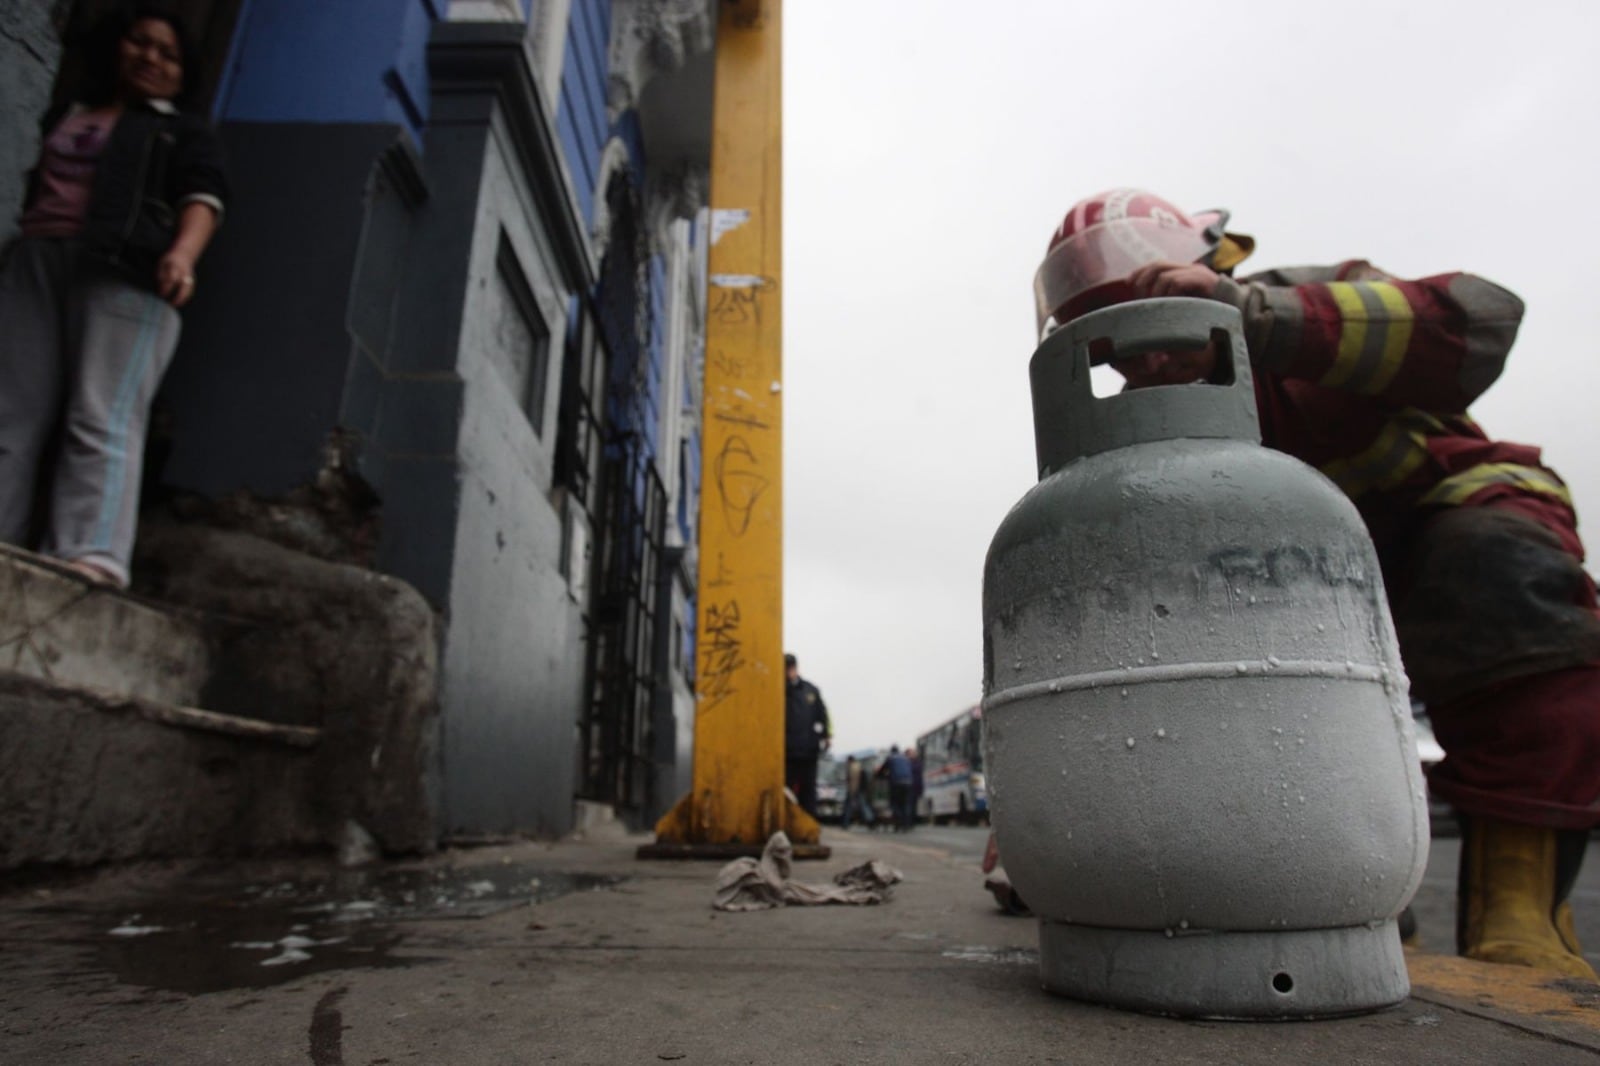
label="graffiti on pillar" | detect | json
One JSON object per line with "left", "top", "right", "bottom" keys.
{"left": 710, "top": 347, "right": 748, "bottom": 380}
{"left": 708, "top": 551, "right": 735, "bottom": 589}
{"left": 708, "top": 275, "right": 775, "bottom": 327}
{"left": 712, "top": 409, "right": 770, "bottom": 431}
{"left": 700, "top": 599, "right": 746, "bottom": 709}
{"left": 713, "top": 435, "right": 770, "bottom": 537}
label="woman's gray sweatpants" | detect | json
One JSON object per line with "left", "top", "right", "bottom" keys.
{"left": 0, "top": 237, "right": 181, "bottom": 585}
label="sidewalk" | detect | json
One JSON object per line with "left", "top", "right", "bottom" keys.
{"left": 3, "top": 825, "right": 1599, "bottom": 1064}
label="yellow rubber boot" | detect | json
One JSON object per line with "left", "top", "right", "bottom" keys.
{"left": 1459, "top": 818, "right": 1598, "bottom": 979}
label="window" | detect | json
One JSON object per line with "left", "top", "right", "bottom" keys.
{"left": 489, "top": 233, "right": 552, "bottom": 437}
{"left": 554, "top": 304, "right": 608, "bottom": 515}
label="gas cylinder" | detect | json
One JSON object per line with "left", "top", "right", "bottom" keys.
{"left": 982, "top": 297, "right": 1429, "bottom": 1018}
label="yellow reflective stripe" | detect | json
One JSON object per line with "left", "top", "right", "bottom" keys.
{"left": 1319, "top": 415, "right": 1431, "bottom": 500}
{"left": 1419, "top": 463, "right": 1574, "bottom": 508}
{"left": 1320, "top": 282, "right": 1415, "bottom": 394}
{"left": 1400, "top": 409, "right": 1449, "bottom": 435}
{"left": 1359, "top": 282, "right": 1414, "bottom": 395}
{"left": 1320, "top": 283, "right": 1368, "bottom": 388}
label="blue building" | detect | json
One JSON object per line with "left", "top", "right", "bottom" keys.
{"left": 1, "top": 0, "right": 713, "bottom": 840}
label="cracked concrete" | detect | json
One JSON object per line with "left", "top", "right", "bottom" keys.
{"left": 0, "top": 546, "right": 211, "bottom": 706}
{"left": 0, "top": 673, "right": 321, "bottom": 868}
{"left": 1, "top": 523, "right": 439, "bottom": 869}
{"left": 0, "top": 0, "right": 60, "bottom": 246}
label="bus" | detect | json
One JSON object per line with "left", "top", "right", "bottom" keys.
{"left": 916, "top": 705, "right": 987, "bottom": 824}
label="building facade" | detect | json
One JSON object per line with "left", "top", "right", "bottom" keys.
{"left": 2, "top": 0, "right": 711, "bottom": 839}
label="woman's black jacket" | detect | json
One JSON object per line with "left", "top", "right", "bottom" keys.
{"left": 27, "top": 99, "right": 228, "bottom": 283}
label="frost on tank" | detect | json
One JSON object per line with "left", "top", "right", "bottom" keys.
{"left": 981, "top": 298, "right": 1426, "bottom": 1017}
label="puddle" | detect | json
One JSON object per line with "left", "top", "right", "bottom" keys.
{"left": 233, "top": 863, "right": 625, "bottom": 924}
{"left": 33, "top": 862, "right": 623, "bottom": 995}
{"left": 92, "top": 896, "right": 413, "bottom": 994}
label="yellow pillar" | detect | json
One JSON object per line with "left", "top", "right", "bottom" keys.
{"left": 644, "top": 0, "right": 823, "bottom": 858}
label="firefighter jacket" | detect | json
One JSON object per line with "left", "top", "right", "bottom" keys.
{"left": 1213, "top": 262, "right": 1578, "bottom": 554}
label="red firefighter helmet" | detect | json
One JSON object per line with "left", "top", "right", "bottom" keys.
{"left": 1033, "top": 189, "right": 1247, "bottom": 332}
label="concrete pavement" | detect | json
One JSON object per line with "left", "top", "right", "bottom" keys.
{"left": 3, "top": 823, "right": 1600, "bottom": 1064}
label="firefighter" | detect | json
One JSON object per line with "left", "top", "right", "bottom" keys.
{"left": 1033, "top": 189, "right": 1600, "bottom": 979}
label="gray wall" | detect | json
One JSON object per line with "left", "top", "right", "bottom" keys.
{"left": 157, "top": 104, "right": 596, "bottom": 838}
{"left": 400, "top": 77, "right": 590, "bottom": 838}
{"left": 0, "top": 0, "right": 62, "bottom": 244}
{"left": 157, "top": 108, "right": 595, "bottom": 836}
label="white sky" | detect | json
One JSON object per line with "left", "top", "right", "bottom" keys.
{"left": 780, "top": 0, "right": 1600, "bottom": 754}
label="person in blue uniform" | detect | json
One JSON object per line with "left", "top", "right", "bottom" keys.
{"left": 784, "top": 653, "right": 831, "bottom": 817}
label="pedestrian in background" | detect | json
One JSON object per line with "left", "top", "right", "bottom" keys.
{"left": 877, "top": 745, "right": 914, "bottom": 832}
{"left": 784, "top": 653, "right": 831, "bottom": 817}
{"left": 841, "top": 754, "right": 875, "bottom": 830}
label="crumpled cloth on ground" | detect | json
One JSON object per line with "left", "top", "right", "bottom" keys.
{"left": 712, "top": 831, "right": 903, "bottom": 911}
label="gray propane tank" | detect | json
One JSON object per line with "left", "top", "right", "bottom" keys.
{"left": 982, "top": 297, "right": 1429, "bottom": 1019}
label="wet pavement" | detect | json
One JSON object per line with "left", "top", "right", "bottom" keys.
{"left": 4, "top": 827, "right": 1600, "bottom": 1064}
{"left": 5, "top": 856, "right": 624, "bottom": 996}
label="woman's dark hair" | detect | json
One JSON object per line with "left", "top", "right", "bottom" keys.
{"left": 77, "top": 4, "right": 201, "bottom": 108}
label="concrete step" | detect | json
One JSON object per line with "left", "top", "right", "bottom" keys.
{"left": 0, "top": 670, "right": 322, "bottom": 868}
{"left": 0, "top": 525, "right": 440, "bottom": 869}
{"left": 0, "top": 544, "right": 211, "bottom": 707}
{"left": 0, "top": 544, "right": 330, "bottom": 869}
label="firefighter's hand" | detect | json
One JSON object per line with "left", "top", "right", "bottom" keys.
{"left": 1128, "top": 260, "right": 1220, "bottom": 300}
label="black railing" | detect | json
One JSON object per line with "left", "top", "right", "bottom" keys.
{"left": 577, "top": 444, "right": 667, "bottom": 813}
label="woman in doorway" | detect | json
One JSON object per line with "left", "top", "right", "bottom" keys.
{"left": 0, "top": 5, "right": 227, "bottom": 587}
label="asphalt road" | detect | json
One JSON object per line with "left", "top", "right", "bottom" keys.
{"left": 853, "top": 822, "right": 1600, "bottom": 969}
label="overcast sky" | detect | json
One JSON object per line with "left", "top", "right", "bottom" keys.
{"left": 779, "top": 0, "right": 1600, "bottom": 755}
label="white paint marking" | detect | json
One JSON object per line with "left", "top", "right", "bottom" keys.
{"left": 709, "top": 274, "right": 766, "bottom": 288}
{"left": 710, "top": 208, "right": 750, "bottom": 246}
